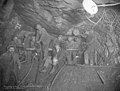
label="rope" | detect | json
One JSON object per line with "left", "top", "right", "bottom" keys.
{"left": 18, "top": 56, "right": 35, "bottom": 86}
{"left": 97, "top": 2, "right": 120, "bottom": 7}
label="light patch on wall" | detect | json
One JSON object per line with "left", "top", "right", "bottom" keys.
{"left": 82, "top": 0, "right": 98, "bottom": 15}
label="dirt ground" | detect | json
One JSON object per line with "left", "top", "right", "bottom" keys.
{"left": 50, "top": 64, "right": 120, "bottom": 91}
